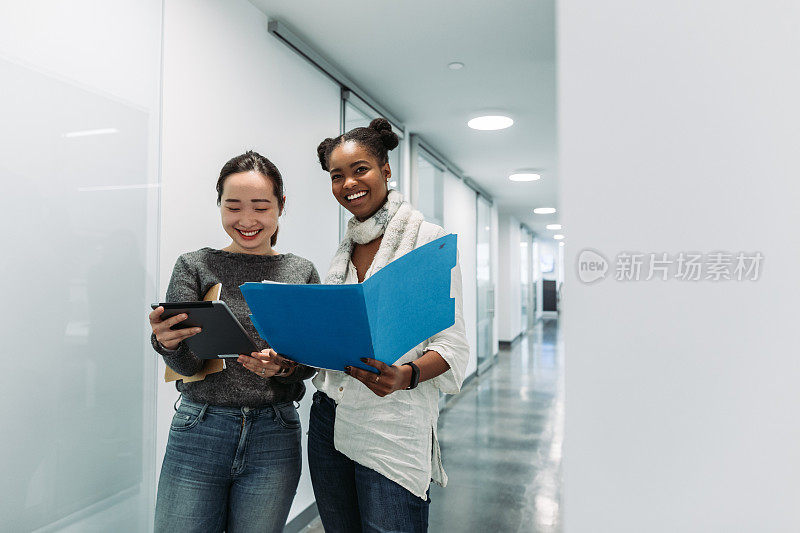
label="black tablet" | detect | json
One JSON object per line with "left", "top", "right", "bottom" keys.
{"left": 151, "top": 301, "right": 258, "bottom": 359}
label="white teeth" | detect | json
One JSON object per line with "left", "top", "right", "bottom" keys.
{"left": 239, "top": 229, "right": 260, "bottom": 237}
{"left": 347, "top": 191, "right": 367, "bottom": 201}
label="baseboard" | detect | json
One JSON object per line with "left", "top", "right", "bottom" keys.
{"left": 284, "top": 502, "right": 318, "bottom": 533}
{"left": 461, "top": 369, "right": 478, "bottom": 389}
{"left": 498, "top": 330, "right": 524, "bottom": 349}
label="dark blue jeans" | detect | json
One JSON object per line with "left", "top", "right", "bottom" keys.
{"left": 154, "top": 398, "right": 302, "bottom": 533}
{"left": 308, "top": 391, "right": 430, "bottom": 533}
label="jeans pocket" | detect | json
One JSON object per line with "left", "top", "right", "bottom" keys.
{"left": 274, "top": 402, "right": 301, "bottom": 430}
{"left": 170, "top": 403, "right": 205, "bottom": 431}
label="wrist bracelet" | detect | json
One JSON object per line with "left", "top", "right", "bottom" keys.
{"left": 402, "top": 361, "right": 420, "bottom": 389}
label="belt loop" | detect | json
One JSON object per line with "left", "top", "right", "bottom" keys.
{"left": 173, "top": 393, "right": 182, "bottom": 412}
{"left": 198, "top": 403, "right": 209, "bottom": 421}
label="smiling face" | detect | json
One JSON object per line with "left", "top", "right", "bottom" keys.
{"left": 220, "top": 170, "right": 284, "bottom": 255}
{"left": 329, "top": 140, "right": 391, "bottom": 221}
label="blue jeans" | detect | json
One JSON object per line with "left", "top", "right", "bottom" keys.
{"left": 308, "top": 391, "right": 430, "bottom": 533}
{"left": 154, "top": 398, "right": 302, "bottom": 533}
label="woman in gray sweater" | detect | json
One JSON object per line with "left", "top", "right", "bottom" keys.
{"left": 149, "top": 151, "right": 318, "bottom": 533}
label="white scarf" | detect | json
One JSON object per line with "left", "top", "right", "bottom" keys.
{"left": 325, "top": 190, "right": 424, "bottom": 285}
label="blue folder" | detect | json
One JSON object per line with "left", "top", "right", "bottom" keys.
{"left": 239, "top": 233, "right": 457, "bottom": 373}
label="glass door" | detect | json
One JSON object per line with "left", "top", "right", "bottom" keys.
{"left": 413, "top": 148, "right": 444, "bottom": 226}
{"left": 476, "top": 195, "right": 494, "bottom": 372}
{"left": 522, "top": 229, "right": 536, "bottom": 330}
{"left": 533, "top": 239, "right": 542, "bottom": 319}
{"left": 520, "top": 234, "right": 529, "bottom": 331}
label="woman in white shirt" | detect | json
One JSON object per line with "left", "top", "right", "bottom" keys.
{"left": 308, "top": 118, "right": 469, "bottom": 532}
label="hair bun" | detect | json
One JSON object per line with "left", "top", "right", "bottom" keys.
{"left": 369, "top": 118, "right": 399, "bottom": 151}
{"left": 316, "top": 138, "right": 334, "bottom": 171}
{"left": 369, "top": 118, "right": 392, "bottom": 133}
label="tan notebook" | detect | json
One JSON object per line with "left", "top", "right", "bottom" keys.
{"left": 164, "top": 283, "right": 225, "bottom": 383}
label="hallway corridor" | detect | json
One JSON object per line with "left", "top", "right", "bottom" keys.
{"left": 428, "top": 318, "right": 564, "bottom": 532}
{"left": 302, "top": 318, "right": 564, "bottom": 532}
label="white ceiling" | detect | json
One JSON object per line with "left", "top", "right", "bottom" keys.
{"left": 249, "top": 0, "right": 559, "bottom": 237}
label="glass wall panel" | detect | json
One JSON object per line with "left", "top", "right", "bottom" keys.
{"left": 414, "top": 151, "right": 444, "bottom": 226}
{"left": 521, "top": 237, "right": 529, "bottom": 330}
{"left": 521, "top": 228, "right": 535, "bottom": 330}
{"left": 533, "top": 240, "right": 541, "bottom": 318}
{"left": 476, "top": 195, "right": 494, "bottom": 371}
{"left": 0, "top": 2, "right": 162, "bottom": 530}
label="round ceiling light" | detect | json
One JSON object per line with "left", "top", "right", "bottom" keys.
{"left": 546, "top": 224, "right": 562, "bottom": 230}
{"left": 509, "top": 172, "right": 541, "bottom": 182}
{"left": 468, "top": 115, "right": 514, "bottom": 131}
{"left": 448, "top": 62, "right": 464, "bottom": 70}
{"left": 553, "top": 234, "right": 565, "bottom": 240}
{"left": 533, "top": 207, "right": 556, "bottom": 214}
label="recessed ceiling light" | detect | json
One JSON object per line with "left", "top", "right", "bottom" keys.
{"left": 509, "top": 172, "right": 540, "bottom": 182}
{"left": 533, "top": 207, "right": 556, "bottom": 214}
{"left": 448, "top": 62, "right": 464, "bottom": 70}
{"left": 553, "top": 234, "right": 565, "bottom": 240}
{"left": 468, "top": 115, "right": 513, "bottom": 131}
{"left": 63, "top": 127, "right": 118, "bottom": 138}
{"left": 546, "top": 224, "right": 562, "bottom": 230}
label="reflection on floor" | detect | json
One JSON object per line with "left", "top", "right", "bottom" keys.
{"left": 301, "top": 318, "right": 563, "bottom": 533}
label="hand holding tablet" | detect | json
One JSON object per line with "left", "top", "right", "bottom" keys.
{"left": 149, "top": 301, "right": 258, "bottom": 358}
{"left": 149, "top": 306, "right": 202, "bottom": 350}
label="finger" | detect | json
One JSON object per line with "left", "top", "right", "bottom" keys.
{"left": 346, "top": 365, "right": 381, "bottom": 387}
{"left": 238, "top": 354, "right": 279, "bottom": 371}
{"left": 165, "top": 313, "right": 190, "bottom": 329}
{"left": 149, "top": 307, "right": 164, "bottom": 323}
{"left": 249, "top": 352, "right": 276, "bottom": 364}
{"left": 349, "top": 371, "right": 385, "bottom": 397}
{"left": 238, "top": 354, "right": 261, "bottom": 365}
{"left": 158, "top": 327, "right": 201, "bottom": 344}
{"left": 154, "top": 313, "right": 187, "bottom": 332}
{"left": 360, "top": 357, "right": 391, "bottom": 373}
{"left": 238, "top": 357, "right": 262, "bottom": 373}
{"left": 173, "top": 328, "right": 201, "bottom": 340}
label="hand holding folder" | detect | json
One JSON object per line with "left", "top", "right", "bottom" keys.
{"left": 240, "top": 234, "right": 458, "bottom": 373}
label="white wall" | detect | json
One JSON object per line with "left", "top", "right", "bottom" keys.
{"left": 0, "top": 1, "right": 162, "bottom": 530}
{"left": 561, "top": 0, "right": 800, "bottom": 531}
{"left": 160, "top": 0, "right": 341, "bottom": 522}
{"left": 442, "top": 172, "right": 478, "bottom": 379}
{"left": 496, "top": 213, "right": 523, "bottom": 342}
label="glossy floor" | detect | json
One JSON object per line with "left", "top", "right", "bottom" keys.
{"left": 301, "top": 318, "right": 563, "bottom": 532}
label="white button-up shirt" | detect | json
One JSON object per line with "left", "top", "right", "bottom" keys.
{"left": 312, "top": 222, "right": 470, "bottom": 499}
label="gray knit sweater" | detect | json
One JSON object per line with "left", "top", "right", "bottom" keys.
{"left": 151, "top": 248, "right": 319, "bottom": 407}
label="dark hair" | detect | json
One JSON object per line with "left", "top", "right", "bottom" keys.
{"left": 316, "top": 118, "right": 399, "bottom": 172}
{"left": 216, "top": 151, "right": 285, "bottom": 247}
